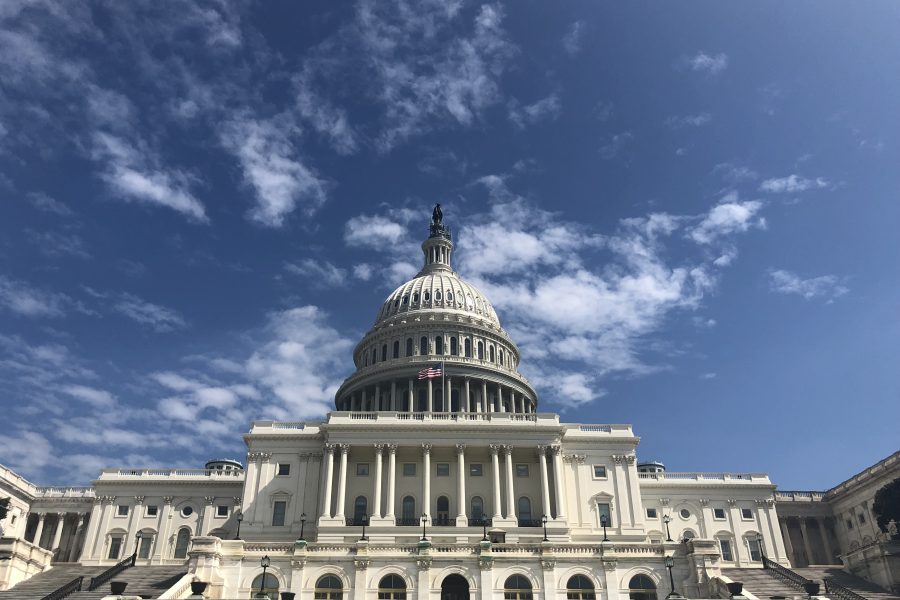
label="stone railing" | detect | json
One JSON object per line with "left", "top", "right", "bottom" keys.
{"left": 775, "top": 490, "right": 826, "bottom": 502}
{"left": 36, "top": 486, "right": 95, "bottom": 498}
{"left": 0, "top": 463, "right": 39, "bottom": 496}
{"left": 329, "top": 411, "right": 558, "bottom": 425}
{"left": 98, "top": 468, "right": 245, "bottom": 480}
{"left": 157, "top": 572, "right": 196, "bottom": 599}
{"left": 638, "top": 472, "right": 771, "bottom": 483}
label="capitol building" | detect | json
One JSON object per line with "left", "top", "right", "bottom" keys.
{"left": 0, "top": 208, "right": 897, "bottom": 600}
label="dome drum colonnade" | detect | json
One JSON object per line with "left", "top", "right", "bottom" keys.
{"left": 335, "top": 207, "right": 538, "bottom": 417}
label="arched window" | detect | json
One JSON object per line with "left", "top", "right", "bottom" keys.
{"left": 378, "top": 574, "right": 407, "bottom": 600}
{"left": 435, "top": 336, "right": 444, "bottom": 354}
{"left": 315, "top": 575, "right": 343, "bottom": 600}
{"left": 413, "top": 292, "right": 420, "bottom": 303}
{"left": 489, "top": 345, "right": 495, "bottom": 362}
{"left": 364, "top": 353, "right": 368, "bottom": 367}
{"left": 423, "top": 291, "right": 430, "bottom": 302}
{"left": 503, "top": 575, "right": 533, "bottom": 600}
{"left": 436, "top": 496, "right": 450, "bottom": 525}
{"left": 250, "top": 573, "right": 279, "bottom": 599}
{"left": 402, "top": 496, "right": 416, "bottom": 525}
{"left": 354, "top": 496, "right": 368, "bottom": 525}
{"left": 406, "top": 338, "right": 413, "bottom": 357}
{"left": 435, "top": 290, "right": 442, "bottom": 302}
{"left": 628, "top": 575, "right": 657, "bottom": 600}
{"left": 372, "top": 348, "right": 377, "bottom": 364}
{"left": 566, "top": 575, "right": 596, "bottom": 600}
{"left": 137, "top": 531, "right": 153, "bottom": 559}
{"left": 745, "top": 534, "right": 763, "bottom": 561}
{"left": 381, "top": 344, "right": 387, "bottom": 362}
{"left": 471, "top": 496, "right": 484, "bottom": 522}
{"left": 401, "top": 295, "right": 408, "bottom": 305}
{"left": 450, "top": 337, "right": 458, "bottom": 355}
{"left": 682, "top": 530, "right": 696, "bottom": 543}
{"left": 477, "top": 341, "right": 484, "bottom": 360}
{"left": 464, "top": 338, "right": 472, "bottom": 358}
{"left": 447, "top": 290, "right": 453, "bottom": 302}
{"left": 420, "top": 337, "right": 428, "bottom": 356}
{"left": 499, "top": 348, "right": 504, "bottom": 365}
{"left": 518, "top": 497, "right": 532, "bottom": 524}
{"left": 393, "top": 341, "right": 400, "bottom": 359}
{"left": 173, "top": 527, "right": 191, "bottom": 559}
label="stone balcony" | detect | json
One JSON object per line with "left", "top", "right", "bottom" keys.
{"left": 96, "top": 468, "right": 246, "bottom": 481}
{"left": 638, "top": 471, "right": 773, "bottom": 485}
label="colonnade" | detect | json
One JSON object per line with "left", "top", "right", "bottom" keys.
{"left": 779, "top": 516, "right": 838, "bottom": 566}
{"left": 340, "top": 377, "right": 535, "bottom": 415}
{"left": 319, "top": 443, "right": 566, "bottom": 526}
{"left": 25, "top": 511, "right": 89, "bottom": 562}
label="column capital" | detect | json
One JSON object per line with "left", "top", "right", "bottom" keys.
{"left": 456, "top": 443, "right": 466, "bottom": 454}
{"left": 550, "top": 445, "right": 563, "bottom": 456}
{"left": 339, "top": 444, "right": 350, "bottom": 455}
{"left": 232, "top": 496, "right": 242, "bottom": 506}
{"left": 324, "top": 443, "right": 337, "bottom": 452}
{"left": 134, "top": 496, "right": 145, "bottom": 505}
{"left": 502, "top": 444, "right": 513, "bottom": 456}
{"left": 103, "top": 495, "right": 117, "bottom": 505}
{"left": 163, "top": 496, "right": 174, "bottom": 505}
{"left": 374, "top": 443, "right": 385, "bottom": 454}
{"left": 387, "top": 444, "right": 398, "bottom": 454}
{"left": 422, "top": 443, "right": 433, "bottom": 455}
{"left": 536, "top": 445, "right": 549, "bottom": 457}
{"left": 489, "top": 444, "right": 501, "bottom": 456}
{"left": 204, "top": 496, "right": 216, "bottom": 505}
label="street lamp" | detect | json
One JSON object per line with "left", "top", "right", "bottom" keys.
{"left": 755, "top": 533, "right": 765, "bottom": 561}
{"left": 133, "top": 531, "right": 143, "bottom": 558}
{"left": 360, "top": 516, "right": 368, "bottom": 541}
{"left": 256, "top": 555, "right": 271, "bottom": 599}
{"left": 235, "top": 511, "right": 243, "bottom": 540}
{"left": 664, "top": 555, "right": 681, "bottom": 599}
{"left": 421, "top": 512, "right": 429, "bottom": 541}
{"left": 663, "top": 514, "right": 673, "bottom": 542}
{"left": 299, "top": 513, "right": 307, "bottom": 540}
{"left": 542, "top": 515, "right": 549, "bottom": 542}
{"left": 600, "top": 514, "right": 609, "bottom": 542}
{"left": 482, "top": 519, "right": 488, "bottom": 542}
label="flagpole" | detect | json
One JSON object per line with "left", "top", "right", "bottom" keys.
{"left": 441, "top": 359, "right": 445, "bottom": 413}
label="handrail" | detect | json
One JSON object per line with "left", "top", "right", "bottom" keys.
{"left": 762, "top": 555, "right": 809, "bottom": 591}
{"left": 40, "top": 576, "right": 83, "bottom": 600}
{"left": 824, "top": 577, "right": 867, "bottom": 600}
{"left": 88, "top": 552, "right": 136, "bottom": 591}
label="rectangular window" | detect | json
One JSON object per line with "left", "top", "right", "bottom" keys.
{"left": 470, "top": 464, "right": 483, "bottom": 476}
{"left": 646, "top": 508, "right": 658, "bottom": 519}
{"left": 593, "top": 465, "right": 607, "bottom": 479}
{"left": 846, "top": 518, "right": 854, "bottom": 530}
{"left": 516, "top": 464, "right": 529, "bottom": 477}
{"left": 216, "top": 505, "right": 229, "bottom": 517}
{"left": 117, "top": 505, "right": 129, "bottom": 517}
{"left": 108, "top": 536, "right": 123, "bottom": 559}
{"left": 403, "top": 463, "right": 416, "bottom": 476}
{"left": 272, "top": 501, "right": 286, "bottom": 526}
{"left": 277, "top": 463, "right": 290, "bottom": 476}
{"left": 741, "top": 508, "right": 753, "bottom": 520}
{"left": 357, "top": 463, "right": 369, "bottom": 476}
{"left": 146, "top": 505, "right": 158, "bottom": 517}
{"left": 720, "top": 539, "right": 734, "bottom": 561}
{"left": 137, "top": 535, "right": 153, "bottom": 559}
{"left": 436, "top": 463, "right": 450, "bottom": 476}
{"left": 858, "top": 511, "right": 866, "bottom": 524}
{"left": 713, "top": 508, "right": 726, "bottom": 520}
{"left": 748, "top": 538, "right": 763, "bottom": 561}
{"left": 597, "top": 502, "right": 611, "bottom": 525}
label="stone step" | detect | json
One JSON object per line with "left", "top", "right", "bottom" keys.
{"left": 793, "top": 566, "right": 900, "bottom": 600}
{"left": 70, "top": 566, "right": 188, "bottom": 600}
{"left": 0, "top": 564, "right": 105, "bottom": 600}
{"left": 722, "top": 567, "right": 808, "bottom": 599}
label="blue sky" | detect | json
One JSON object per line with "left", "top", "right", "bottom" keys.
{"left": 0, "top": 1, "right": 897, "bottom": 489}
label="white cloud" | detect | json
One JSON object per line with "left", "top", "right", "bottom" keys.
{"left": 285, "top": 259, "right": 348, "bottom": 288}
{"left": 665, "top": 113, "right": 711, "bottom": 128}
{"left": 344, "top": 214, "right": 411, "bottom": 248}
{"left": 687, "top": 195, "right": 765, "bottom": 244}
{"left": 353, "top": 264, "right": 374, "bottom": 281}
{"left": 113, "top": 293, "right": 188, "bottom": 332}
{"left": 61, "top": 384, "right": 116, "bottom": 408}
{"left": 508, "top": 94, "right": 562, "bottom": 129}
{"left": 600, "top": 132, "right": 633, "bottom": 160}
{"left": 27, "top": 191, "right": 73, "bottom": 216}
{"left": 220, "top": 116, "right": 327, "bottom": 227}
{"left": 91, "top": 132, "right": 208, "bottom": 222}
{"left": 768, "top": 270, "right": 848, "bottom": 302}
{"left": 27, "top": 229, "right": 90, "bottom": 259}
{"left": 713, "top": 162, "right": 758, "bottom": 183}
{"left": 562, "top": 21, "right": 585, "bottom": 56}
{"left": 684, "top": 51, "right": 728, "bottom": 74}
{"left": 294, "top": 69, "right": 358, "bottom": 155}
{"left": 758, "top": 174, "right": 830, "bottom": 194}
{"left": 0, "top": 276, "right": 68, "bottom": 317}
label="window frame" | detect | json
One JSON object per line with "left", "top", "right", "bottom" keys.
{"left": 436, "top": 463, "right": 450, "bottom": 477}
{"left": 357, "top": 463, "right": 370, "bottom": 476}
{"left": 216, "top": 505, "right": 229, "bottom": 518}
{"left": 646, "top": 508, "right": 658, "bottom": 519}
{"left": 108, "top": 535, "right": 123, "bottom": 559}
{"left": 272, "top": 500, "right": 287, "bottom": 527}
{"left": 713, "top": 508, "right": 727, "bottom": 520}
{"left": 719, "top": 538, "right": 734, "bottom": 562}
{"left": 277, "top": 463, "right": 291, "bottom": 476}
{"left": 515, "top": 464, "right": 529, "bottom": 477}
{"left": 469, "top": 463, "right": 483, "bottom": 476}
{"left": 740, "top": 507, "right": 754, "bottom": 521}
{"left": 146, "top": 505, "right": 158, "bottom": 517}
{"left": 116, "top": 505, "right": 129, "bottom": 517}
{"left": 402, "top": 463, "right": 416, "bottom": 476}
{"left": 592, "top": 465, "right": 608, "bottom": 479}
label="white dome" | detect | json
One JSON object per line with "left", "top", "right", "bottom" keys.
{"left": 375, "top": 270, "right": 500, "bottom": 327}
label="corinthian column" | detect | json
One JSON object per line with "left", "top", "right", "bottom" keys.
{"left": 33, "top": 513, "right": 46, "bottom": 548}
{"left": 456, "top": 444, "right": 467, "bottom": 525}
{"left": 490, "top": 445, "right": 502, "bottom": 520}
{"left": 320, "top": 444, "right": 335, "bottom": 519}
{"left": 504, "top": 446, "right": 516, "bottom": 520}
{"left": 386, "top": 445, "right": 397, "bottom": 522}
{"left": 335, "top": 444, "right": 350, "bottom": 520}
{"left": 373, "top": 444, "right": 384, "bottom": 519}
{"left": 538, "top": 446, "right": 552, "bottom": 519}
{"left": 552, "top": 446, "right": 567, "bottom": 520}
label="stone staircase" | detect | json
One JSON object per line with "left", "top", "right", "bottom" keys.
{"left": 723, "top": 566, "right": 900, "bottom": 600}
{"left": 0, "top": 565, "right": 103, "bottom": 600}
{"left": 0, "top": 565, "right": 187, "bottom": 600}
{"left": 794, "top": 566, "right": 899, "bottom": 600}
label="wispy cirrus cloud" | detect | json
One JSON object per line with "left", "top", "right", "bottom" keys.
{"left": 0, "top": 276, "right": 69, "bottom": 318}
{"left": 113, "top": 293, "right": 188, "bottom": 332}
{"left": 683, "top": 51, "right": 728, "bottom": 74}
{"left": 768, "top": 269, "right": 848, "bottom": 302}
{"left": 508, "top": 93, "right": 562, "bottom": 129}
{"left": 666, "top": 113, "right": 712, "bottom": 128}
{"left": 562, "top": 20, "right": 585, "bottom": 56}
{"left": 759, "top": 174, "right": 830, "bottom": 193}
{"left": 285, "top": 259, "right": 348, "bottom": 289}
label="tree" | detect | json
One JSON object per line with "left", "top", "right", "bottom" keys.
{"left": 0, "top": 497, "right": 9, "bottom": 521}
{"left": 872, "top": 477, "right": 900, "bottom": 536}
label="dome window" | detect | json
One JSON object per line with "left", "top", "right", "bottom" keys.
{"left": 489, "top": 345, "right": 495, "bottom": 363}
{"left": 392, "top": 341, "right": 400, "bottom": 359}
{"left": 446, "top": 290, "right": 453, "bottom": 302}
{"left": 394, "top": 298, "right": 400, "bottom": 308}
{"left": 435, "top": 290, "right": 442, "bottom": 302}
{"left": 464, "top": 338, "right": 472, "bottom": 358}
{"left": 477, "top": 341, "right": 484, "bottom": 360}
{"left": 413, "top": 292, "right": 420, "bottom": 303}
{"left": 406, "top": 338, "right": 413, "bottom": 357}
{"left": 420, "top": 337, "right": 428, "bottom": 356}
{"left": 372, "top": 348, "right": 377, "bottom": 364}
{"left": 423, "top": 291, "right": 430, "bottom": 302}
{"left": 435, "top": 336, "right": 444, "bottom": 355}
{"left": 450, "top": 337, "right": 458, "bottom": 355}
{"left": 466, "top": 294, "right": 474, "bottom": 309}
{"left": 401, "top": 295, "right": 408, "bottom": 305}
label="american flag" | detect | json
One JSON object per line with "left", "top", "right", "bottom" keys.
{"left": 417, "top": 363, "right": 443, "bottom": 380}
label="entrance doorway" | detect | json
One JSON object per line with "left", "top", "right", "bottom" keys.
{"left": 441, "top": 574, "right": 469, "bottom": 600}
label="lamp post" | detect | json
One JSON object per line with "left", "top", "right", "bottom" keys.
{"left": 755, "top": 533, "right": 765, "bottom": 561}
{"left": 663, "top": 514, "right": 673, "bottom": 542}
{"left": 133, "top": 531, "right": 143, "bottom": 559}
{"left": 482, "top": 519, "right": 488, "bottom": 542}
{"left": 542, "top": 515, "right": 549, "bottom": 542}
{"left": 235, "top": 511, "right": 243, "bottom": 540}
{"left": 421, "top": 513, "right": 429, "bottom": 542}
{"left": 600, "top": 514, "right": 609, "bottom": 542}
{"left": 299, "top": 513, "right": 307, "bottom": 540}
{"left": 664, "top": 555, "right": 681, "bottom": 599}
{"left": 256, "top": 555, "right": 270, "bottom": 599}
{"left": 360, "top": 516, "right": 368, "bottom": 541}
